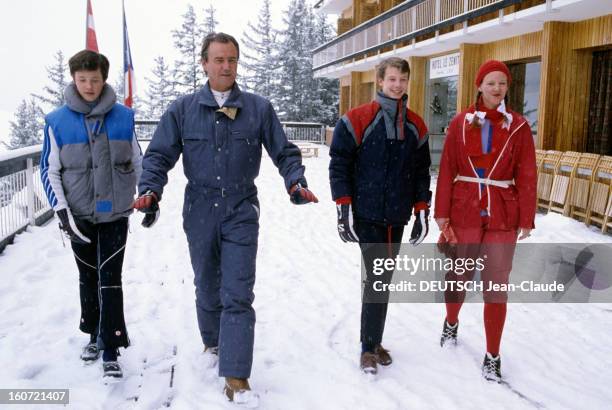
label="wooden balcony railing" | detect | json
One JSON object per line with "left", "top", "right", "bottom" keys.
{"left": 313, "top": 0, "right": 527, "bottom": 72}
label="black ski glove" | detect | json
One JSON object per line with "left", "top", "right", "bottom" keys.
{"left": 133, "top": 190, "right": 160, "bottom": 228}
{"left": 56, "top": 208, "right": 91, "bottom": 244}
{"left": 336, "top": 203, "right": 359, "bottom": 243}
{"left": 409, "top": 208, "right": 430, "bottom": 246}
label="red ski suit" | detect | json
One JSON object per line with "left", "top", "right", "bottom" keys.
{"left": 434, "top": 106, "right": 537, "bottom": 356}
{"left": 434, "top": 108, "right": 537, "bottom": 231}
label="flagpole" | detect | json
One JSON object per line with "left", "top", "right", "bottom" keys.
{"left": 84, "top": 0, "right": 88, "bottom": 49}
{"left": 123, "top": 0, "right": 135, "bottom": 107}
{"left": 85, "top": 0, "right": 99, "bottom": 51}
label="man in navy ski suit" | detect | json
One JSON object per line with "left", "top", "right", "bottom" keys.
{"left": 134, "top": 33, "right": 317, "bottom": 404}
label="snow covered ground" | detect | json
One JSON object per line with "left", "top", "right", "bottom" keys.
{"left": 1, "top": 145, "right": 611, "bottom": 410}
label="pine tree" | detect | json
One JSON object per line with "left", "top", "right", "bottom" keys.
{"left": 113, "top": 68, "right": 125, "bottom": 103}
{"left": 311, "top": 11, "right": 339, "bottom": 125}
{"left": 203, "top": 3, "right": 218, "bottom": 34}
{"left": 172, "top": 4, "right": 205, "bottom": 95}
{"left": 112, "top": 68, "right": 143, "bottom": 114}
{"left": 276, "top": 0, "right": 318, "bottom": 122}
{"left": 276, "top": 1, "right": 339, "bottom": 125}
{"left": 5, "top": 99, "right": 44, "bottom": 149}
{"left": 241, "top": 0, "right": 278, "bottom": 102}
{"left": 32, "top": 50, "right": 69, "bottom": 112}
{"left": 145, "top": 56, "right": 174, "bottom": 120}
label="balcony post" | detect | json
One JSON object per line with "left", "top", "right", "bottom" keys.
{"left": 26, "top": 158, "right": 35, "bottom": 225}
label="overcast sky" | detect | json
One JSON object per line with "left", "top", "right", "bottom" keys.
{"left": 0, "top": 0, "right": 327, "bottom": 143}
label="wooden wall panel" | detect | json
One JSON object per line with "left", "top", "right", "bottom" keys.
{"left": 479, "top": 31, "right": 542, "bottom": 62}
{"left": 353, "top": 0, "right": 362, "bottom": 24}
{"left": 337, "top": 18, "right": 353, "bottom": 35}
{"left": 570, "top": 14, "right": 612, "bottom": 49}
{"left": 408, "top": 56, "right": 426, "bottom": 117}
{"left": 340, "top": 85, "right": 351, "bottom": 116}
{"left": 537, "top": 18, "right": 607, "bottom": 152}
{"left": 361, "top": 2, "right": 378, "bottom": 23}
{"left": 353, "top": 0, "right": 378, "bottom": 25}
{"left": 380, "top": 0, "right": 394, "bottom": 13}
{"left": 538, "top": 21, "right": 564, "bottom": 150}
{"left": 557, "top": 22, "right": 572, "bottom": 151}
{"left": 359, "top": 82, "right": 375, "bottom": 105}
{"left": 457, "top": 43, "right": 481, "bottom": 110}
{"left": 350, "top": 71, "right": 361, "bottom": 110}
{"left": 362, "top": 70, "right": 376, "bottom": 83}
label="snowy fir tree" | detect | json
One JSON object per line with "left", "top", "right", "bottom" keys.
{"left": 275, "top": 0, "right": 314, "bottom": 122}
{"left": 144, "top": 56, "right": 175, "bottom": 120}
{"left": 5, "top": 99, "right": 43, "bottom": 149}
{"left": 275, "top": 0, "right": 338, "bottom": 125}
{"left": 241, "top": 0, "right": 278, "bottom": 103}
{"left": 112, "top": 68, "right": 143, "bottom": 115}
{"left": 203, "top": 3, "right": 218, "bottom": 35}
{"left": 172, "top": 4, "right": 206, "bottom": 96}
{"left": 311, "top": 11, "right": 339, "bottom": 125}
{"left": 31, "top": 50, "right": 69, "bottom": 112}
{"left": 112, "top": 68, "right": 125, "bottom": 103}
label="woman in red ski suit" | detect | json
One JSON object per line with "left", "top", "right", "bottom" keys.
{"left": 434, "top": 60, "right": 537, "bottom": 382}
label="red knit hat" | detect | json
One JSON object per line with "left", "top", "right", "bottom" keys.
{"left": 474, "top": 60, "right": 511, "bottom": 87}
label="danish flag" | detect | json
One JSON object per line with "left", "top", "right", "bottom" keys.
{"left": 85, "top": 0, "right": 99, "bottom": 51}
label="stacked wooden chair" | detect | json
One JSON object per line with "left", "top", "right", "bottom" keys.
{"left": 586, "top": 156, "right": 612, "bottom": 233}
{"left": 535, "top": 149, "right": 546, "bottom": 168}
{"left": 537, "top": 150, "right": 562, "bottom": 211}
{"left": 530, "top": 147, "right": 611, "bottom": 235}
{"left": 567, "top": 153, "right": 601, "bottom": 221}
{"left": 548, "top": 151, "right": 580, "bottom": 214}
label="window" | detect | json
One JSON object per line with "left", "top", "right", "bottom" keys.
{"left": 507, "top": 61, "right": 541, "bottom": 137}
{"left": 425, "top": 76, "right": 457, "bottom": 135}
{"left": 424, "top": 57, "right": 458, "bottom": 167}
{"left": 586, "top": 50, "right": 612, "bottom": 155}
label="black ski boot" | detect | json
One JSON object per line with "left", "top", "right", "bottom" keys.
{"left": 482, "top": 352, "right": 502, "bottom": 383}
{"left": 440, "top": 320, "right": 458, "bottom": 347}
{"left": 102, "top": 349, "right": 122, "bottom": 381}
{"left": 80, "top": 342, "right": 100, "bottom": 361}
{"left": 102, "top": 361, "right": 123, "bottom": 381}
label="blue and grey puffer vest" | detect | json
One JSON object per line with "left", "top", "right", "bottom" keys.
{"left": 45, "top": 84, "right": 137, "bottom": 223}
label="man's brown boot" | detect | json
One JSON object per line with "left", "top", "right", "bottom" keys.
{"left": 374, "top": 344, "right": 392, "bottom": 366}
{"left": 360, "top": 351, "right": 378, "bottom": 374}
{"left": 224, "top": 377, "right": 259, "bottom": 408}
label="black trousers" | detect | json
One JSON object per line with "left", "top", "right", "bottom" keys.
{"left": 71, "top": 217, "right": 130, "bottom": 350}
{"left": 356, "top": 220, "right": 404, "bottom": 349}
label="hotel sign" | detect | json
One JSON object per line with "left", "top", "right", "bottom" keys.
{"left": 429, "top": 53, "right": 460, "bottom": 79}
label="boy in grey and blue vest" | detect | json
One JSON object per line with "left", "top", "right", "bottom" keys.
{"left": 41, "top": 50, "right": 142, "bottom": 381}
